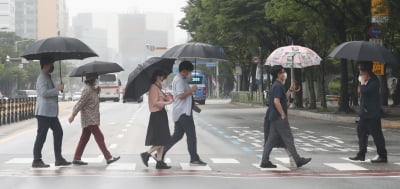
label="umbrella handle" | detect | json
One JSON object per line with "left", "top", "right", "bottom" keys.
{"left": 59, "top": 61, "right": 63, "bottom": 93}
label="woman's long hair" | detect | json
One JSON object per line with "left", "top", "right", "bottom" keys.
{"left": 151, "top": 70, "right": 167, "bottom": 84}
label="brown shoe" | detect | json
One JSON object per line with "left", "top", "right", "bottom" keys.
{"left": 32, "top": 159, "right": 50, "bottom": 168}
{"left": 55, "top": 158, "right": 72, "bottom": 166}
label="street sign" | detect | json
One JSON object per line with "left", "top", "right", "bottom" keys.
{"left": 368, "top": 24, "right": 383, "bottom": 39}
{"left": 372, "top": 62, "right": 384, "bottom": 75}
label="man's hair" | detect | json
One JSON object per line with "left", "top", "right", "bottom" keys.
{"left": 40, "top": 56, "right": 54, "bottom": 69}
{"left": 179, "top": 61, "right": 194, "bottom": 72}
{"left": 271, "top": 65, "right": 284, "bottom": 80}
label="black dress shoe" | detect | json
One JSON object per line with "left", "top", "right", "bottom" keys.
{"left": 32, "top": 159, "right": 50, "bottom": 168}
{"left": 371, "top": 157, "right": 387, "bottom": 163}
{"left": 296, "top": 157, "right": 312, "bottom": 168}
{"left": 349, "top": 155, "right": 365, "bottom": 161}
{"left": 156, "top": 161, "right": 171, "bottom": 169}
{"left": 106, "top": 156, "right": 120, "bottom": 164}
{"left": 260, "top": 160, "right": 277, "bottom": 168}
{"left": 140, "top": 152, "right": 151, "bottom": 167}
{"left": 55, "top": 158, "right": 72, "bottom": 166}
{"left": 190, "top": 159, "right": 207, "bottom": 166}
{"left": 72, "top": 160, "right": 88, "bottom": 165}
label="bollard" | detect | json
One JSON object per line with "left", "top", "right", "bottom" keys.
{"left": 22, "top": 98, "right": 26, "bottom": 120}
{"left": 0, "top": 99, "right": 4, "bottom": 126}
{"left": 6, "top": 99, "right": 10, "bottom": 124}
{"left": 15, "top": 98, "right": 19, "bottom": 122}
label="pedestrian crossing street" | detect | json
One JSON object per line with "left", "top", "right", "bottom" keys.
{"left": 2, "top": 155, "right": 399, "bottom": 174}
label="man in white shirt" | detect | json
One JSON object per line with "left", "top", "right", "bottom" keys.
{"left": 162, "top": 61, "right": 207, "bottom": 166}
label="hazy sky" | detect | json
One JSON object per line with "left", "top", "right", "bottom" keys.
{"left": 66, "top": 0, "right": 189, "bottom": 44}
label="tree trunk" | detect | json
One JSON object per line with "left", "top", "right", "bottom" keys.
{"left": 306, "top": 68, "right": 317, "bottom": 109}
{"left": 320, "top": 62, "right": 327, "bottom": 109}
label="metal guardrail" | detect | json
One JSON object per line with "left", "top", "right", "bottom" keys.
{"left": 0, "top": 97, "right": 36, "bottom": 126}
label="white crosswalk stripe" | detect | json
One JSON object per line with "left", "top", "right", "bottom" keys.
{"left": 106, "top": 163, "right": 136, "bottom": 171}
{"left": 3, "top": 156, "right": 400, "bottom": 172}
{"left": 324, "top": 163, "right": 367, "bottom": 171}
{"left": 180, "top": 163, "right": 211, "bottom": 171}
{"left": 210, "top": 158, "right": 240, "bottom": 164}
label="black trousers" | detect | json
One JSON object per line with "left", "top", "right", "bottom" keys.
{"left": 163, "top": 115, "right": 200, "bottom": 161}
{"left": 356, "top": 117, "right": 387, "bottom": 158}
{"left": 33, "top": 116, "right": 64, "bottom": 161}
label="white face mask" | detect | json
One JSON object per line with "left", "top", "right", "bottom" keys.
{"left": 358, "top": 76, "right": 363, "bottom": 83}
{"left": 283, "top": 72, "right": 288, "bottom": 80}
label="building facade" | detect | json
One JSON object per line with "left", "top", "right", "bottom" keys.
{"left": 15, "top": 0, "right": 68, "bottom": 39}
{"left": 0, "top": 0, "right": 15, "bottom": 32}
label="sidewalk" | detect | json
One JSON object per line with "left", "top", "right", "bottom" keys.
{"left": 232, "top": 101, "right": 400, "bottom": 129}
{"left": 288, "top": 107, "right": 400, "bottom": 129}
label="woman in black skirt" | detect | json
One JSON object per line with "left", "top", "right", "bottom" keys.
{"left": 140, "top": 70, "right": 173, "bottom": 169}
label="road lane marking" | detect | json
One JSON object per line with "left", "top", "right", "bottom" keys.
{"left": 340, "top": 157, "right": 372, "bottom": 163}
{"left": 210, "top": 158, "right": 240, "bottom": 164}
{"left": 0, "top": 127, "right": 36, "bottom": 144}
{"left": 117, "top": 134, "right": 124, "bottom": 138}
{"left": 121, "top": 129, "right": 128, "bottom": 132}
{"left": 180, "top": 163, "right": 211, "bottom": 171}
{"left": 106, "top": 163, "right": 136, "bottom": 171}
{"left": 324, "top": 163, "right": 367, "bottom": 170}
{"left": 251, "top": 143, "right": 262, "bottom": 147}
{"left": 149, "top": 158, "right": 171, "bottom": 164}
{"left": 6, "top": 158, "right": 33, "bottom": 164}
{"left": 82, "top": 155, "right": 104, "bottom": 163}
{"left": 109, "top": 144, "right": 118, "bottom": 149}
{"left": 241, "top": 147, "right": 251, "bottom": 152}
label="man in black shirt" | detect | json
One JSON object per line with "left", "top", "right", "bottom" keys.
{"left": 260, "top": 65, "right": 311, "bottom": 168}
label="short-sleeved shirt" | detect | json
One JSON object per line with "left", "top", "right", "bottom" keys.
{"left": 268, "top": 81, "right": 287, "bottom": 121}
{"left": 172, "top": 74, "right": 192, "bottom": 122}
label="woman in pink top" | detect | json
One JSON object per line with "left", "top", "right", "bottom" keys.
{"left": 140, "top": 70, "right": 173, "bottom": 169}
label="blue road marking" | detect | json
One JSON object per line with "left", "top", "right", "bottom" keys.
{"left": 241, "top": 147, "right": 252, "bottom": 152}
{"left": 231, "top": 140, "right": 240, "bottom": 145}
{"left": 224, "top": 135, "right": 231, "bottom": 139}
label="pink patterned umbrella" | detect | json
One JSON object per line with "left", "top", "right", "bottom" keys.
{"left": 265, "top": 45, "right": 322, "bottom": 85}
{"left": 265, "top": 45, "right": 322, "bottom": 68}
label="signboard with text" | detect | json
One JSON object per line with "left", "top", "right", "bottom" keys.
{"left": 372, "top": 62, "right": 384, "bottom": 75}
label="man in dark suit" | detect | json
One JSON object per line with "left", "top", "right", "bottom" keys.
{"left": 350, "top": 62, "right": 387, "bottom": 163}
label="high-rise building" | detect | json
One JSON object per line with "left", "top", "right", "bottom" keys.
{"left": 15, "top": 0, "right": 37, "bottom": 39}
{"left": 15, "top": 0, "right": 68, "bottom": 39}
{"left": 0, "top": 0, "right": 15, "bottom": 32}
{"left": 37, "top": 0, "right": 68, "bottom": 39}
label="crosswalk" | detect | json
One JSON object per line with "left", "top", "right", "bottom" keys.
{"left": 2, "top": 156, "right": 399, "bottom": 173}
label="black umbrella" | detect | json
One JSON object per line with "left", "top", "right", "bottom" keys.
{"left": 22, "top": 36, "right": 98, "bottom": 61}
{"left": 123, "top": 57, "right": 175, "bottom": 101}
{"left": 69, "top": 61, "right": 124, "bottom": 77}
{"left": 22, "top": 36, "right": 98, "bottom": 84}
{"left": 329, "top": 41, "right": 398, "bottom": 64}
{"left": 161, "top": 42, "right": 226, "bottom": 62}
